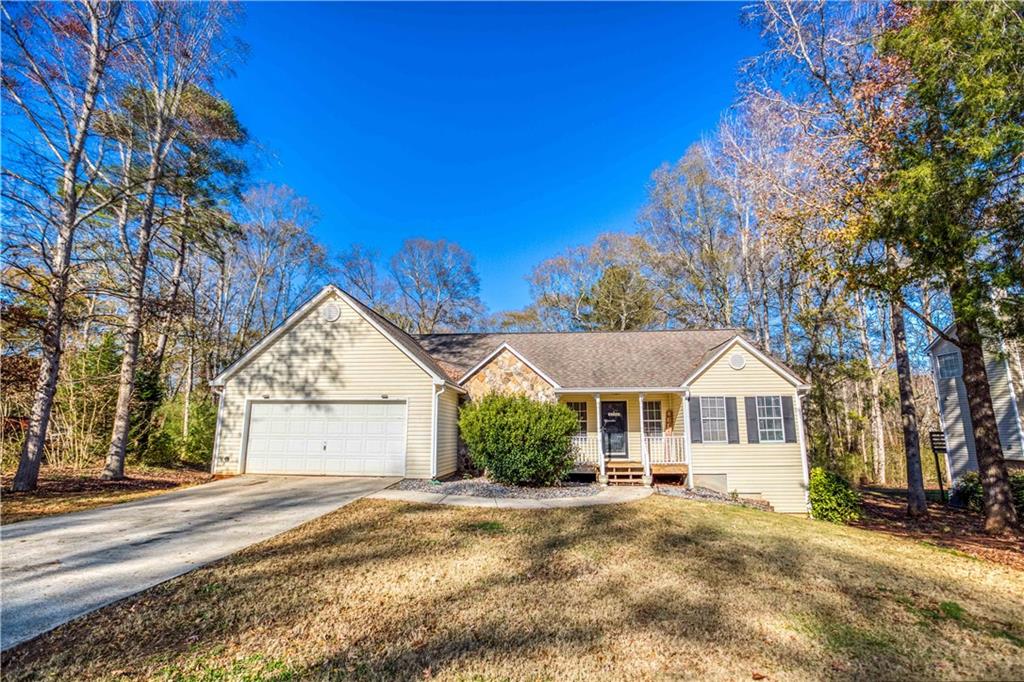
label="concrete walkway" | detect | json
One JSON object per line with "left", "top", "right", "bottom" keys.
{"left": 368, "top": 486, "right": 652, "bottom": 509}
{"left": 1, "top": 475, "right": 397, "bottom": 651}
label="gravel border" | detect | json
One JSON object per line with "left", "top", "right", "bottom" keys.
{"left": 655, "top": 484, "right": 773, "bottom": 511}
{"left": 395, "top": 477, "right": 602, "bottom": 499}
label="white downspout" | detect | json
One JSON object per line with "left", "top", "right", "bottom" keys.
{"left": 595, "top": 393, "right": 606, "bottom": 484}
{"left": 795, "top": 389, "right": 811, "bottom": 513}
{"left": 682, "top": 389, "right": 694, "bottom": 489}
{"left": 430, "top": 383, "right": 445, "bottom": 480}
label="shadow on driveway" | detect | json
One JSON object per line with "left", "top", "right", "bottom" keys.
{"left": 0, "top": 475, "right": 397, "bottom": 650}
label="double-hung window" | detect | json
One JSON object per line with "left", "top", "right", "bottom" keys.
{"left": 755, "top": 396, "right": 785, "bottom": 443}
{"left": 566, "top": 401, "right": 588, "bottom": 436}
{"left": 642, "top": 400, "right": 663, "bottom": 437}
{"left": 699, "top": 397, "right": 728, "bottom": 443}
{"left": 937, "top": 352, "right": 961, "bottom": 379}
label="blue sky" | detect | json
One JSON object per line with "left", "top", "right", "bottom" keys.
{"left": 223, "top": 2, "right": 765, "bottom": 312}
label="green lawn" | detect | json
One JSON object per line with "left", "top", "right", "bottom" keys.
{"left": 3, "top": 496, "right": 1023, "bottom": 680}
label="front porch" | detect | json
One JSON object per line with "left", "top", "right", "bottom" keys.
{"left": 561, "top": 392, "right": 691, "bottom": 486}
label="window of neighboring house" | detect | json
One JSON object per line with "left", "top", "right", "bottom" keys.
{"left": 937, "top": 352, "right": 962, "bottom": 379}
{"left": 755, "top": 396, "right": 785, "bottom": 443}
{"left": 643, "top": 400, "right": 663, "bottom": 437}
{"left": 700, "top": 396, "right": 728, "bottom": 443}
{"left": 566, "top": 401, "right": 587, "bottom": 436}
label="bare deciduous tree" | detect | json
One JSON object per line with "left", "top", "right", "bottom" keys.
{"left": 3, "top": 1, "right": 128, "bottom": 491}
{"left": 390, "top": 238, "right": 483, "bottom": 334}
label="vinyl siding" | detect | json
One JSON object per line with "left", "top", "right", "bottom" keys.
{"left": 931, "top": 336, "right": 1024, "bottom": 482}
{"left": 689, "top": 343, "right": 808, "bottom": 514}
{"left": 436, "top": 388, "right": 460, "bottom": 478}
{"left": 987, "top": 349, "right": 1024, "bottom": 462}
{"left": 213, "top": 293, "right": 437, "bottom": 478}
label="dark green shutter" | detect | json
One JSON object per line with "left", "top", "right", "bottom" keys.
{"left": 725, "top": 397, "right": 739, "bottom": 444}
{"left": 689, "top": 396, "right": 702, "bottom": 443}
{"left": 744, "top": 397, "right": 759, "bottom": 444}
{"left": 782, "top": 396, "right": 797, "bottom": 443}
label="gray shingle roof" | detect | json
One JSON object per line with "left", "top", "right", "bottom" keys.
{"left": 414, "top": 330, "right": 743, "bottom": 389}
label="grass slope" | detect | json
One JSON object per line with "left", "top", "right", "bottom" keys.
{"left": 3, "top": 496, "right": 1023, "bottom": 680}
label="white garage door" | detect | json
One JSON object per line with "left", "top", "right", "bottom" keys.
{"left": 244, "top": 401, "right": 406, "bottom": 476}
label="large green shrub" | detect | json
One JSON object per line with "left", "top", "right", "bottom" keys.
{"left": 809, "top": 467, "right": 861, "bottom": 523}
{"left": 458, "top": 394, "right": 578, "bottom": 486}
{"left": 952, "top": 471, "right": 1024, "bottom": 514}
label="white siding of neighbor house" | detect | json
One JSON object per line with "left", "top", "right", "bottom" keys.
{"left": 436, "top": 388, "right": 460, "bottom": 478}
{"left": 688, "top": 342, "right": 808, "bottom": 514}
{"left": 932, "top": 336, "right": 1024, "bottom": 482}
{"left": 213, "top": 293, "right": 438, "bottom": 478}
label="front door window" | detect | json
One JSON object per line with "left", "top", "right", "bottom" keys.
{"left": 601, "top": 401, "right": 628, "bottom": 457}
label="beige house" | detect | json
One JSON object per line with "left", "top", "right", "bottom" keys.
{"left": 211, "top": 285, "right": 812, "bottom": 513}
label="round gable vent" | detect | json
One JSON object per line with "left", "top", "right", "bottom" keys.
{"left": 320, "top": 302, "right": 341, "bottom": 322}
{"left": 729, "top": 352, "right": 746, "bottom": 370}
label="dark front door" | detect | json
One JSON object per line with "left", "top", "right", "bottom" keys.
{"left": 601, "top": 401, "right": 628, "bottom": 458}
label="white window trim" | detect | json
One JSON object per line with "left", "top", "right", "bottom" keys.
{"left": 566, "top": 400, "right": 588, "bottom": 436}
{"left": 755, "top": 395, "right": 785, "bottom": 443}
{"left": 937, "top": 352, "right": 962, "bottom": 379}
{"left": 699, "top": 396, "right": 728, "bottom": 444}
{"left": 643, "top": 399, "right": 664, "bottom": 437}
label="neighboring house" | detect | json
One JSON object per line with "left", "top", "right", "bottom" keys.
{"left": 210, "top": 285, "right": 812, "bottom": 513}
{"left": 929, "top": 328, "right": 1024, "bottom": 482}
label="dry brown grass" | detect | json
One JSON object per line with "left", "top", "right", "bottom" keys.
{"left": 3, "top": 495, "right": 1023, "bottom": 681}
{"left": 1, "top": 466, "right": 211, "bottom": 525}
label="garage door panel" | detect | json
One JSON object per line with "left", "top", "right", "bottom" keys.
{"left": 245, "top": 401, "right": 406, "bottom": 476}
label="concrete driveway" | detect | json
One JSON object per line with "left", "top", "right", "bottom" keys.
{"left": 0, "top": 475, "right": 397, "bottom": 651}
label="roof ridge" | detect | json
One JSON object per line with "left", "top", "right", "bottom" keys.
{"left": 415, "top": 328, "right": 742, "bottom": 337}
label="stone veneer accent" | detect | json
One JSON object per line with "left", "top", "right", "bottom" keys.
{"left": 464, "top": 348, "right": 556, "bottom": 402}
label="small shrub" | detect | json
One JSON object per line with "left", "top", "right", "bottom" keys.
{"left": 809, "top": 467, "right": 861, "bottom": 523}
{"left": 458, "top": 394, "right": 578, "bottom": 486}
{"left": 952, "top": 471, "right": 1024, "bottom": 513}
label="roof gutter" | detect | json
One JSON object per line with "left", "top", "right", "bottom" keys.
{"left": 553, "top": 387, "right": 686, "bottom": 394}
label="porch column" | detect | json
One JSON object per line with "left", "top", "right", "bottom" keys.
{"left": 639, "top": 393, "right": 652, "bottom": 486}
{"left": 594, "top": 393, "right": 607, "bottom": 484}
{"left": 681, "top": 390, "right": 694, "bottom": 489}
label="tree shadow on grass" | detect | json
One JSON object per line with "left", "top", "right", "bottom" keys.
{"left": 4, "top": 497, "right": 1024, "bottom": 681}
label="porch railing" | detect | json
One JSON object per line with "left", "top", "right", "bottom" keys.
{"left": 571, "top": 434, "right": 601, "bottom": 467}
{"left": 644, "top": 435, "right": 688, "bottom": 464}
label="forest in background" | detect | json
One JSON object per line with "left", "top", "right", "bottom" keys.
{"left": 3, "top": 1, "right": 1021, "bottom": 528}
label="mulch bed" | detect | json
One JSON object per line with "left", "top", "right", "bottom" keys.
{"left": 395, "top": 476, "right": 601, "bottom": 499}
{"left": 1, "top": 466, "right": 212, "bottom": 524}
{"left": 1, "top": 466, "right": 209, "bottom": 496}
{"left": 853, "top": 488, "right": 1024, "bottom": 571}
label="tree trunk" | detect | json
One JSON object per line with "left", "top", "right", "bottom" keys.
{"left": 12, "top": 8, "right": 113, "bottom": 491}
{"left": 856, "top": 296, "right": 887, "bottom": 484}
{"left": 132, "top": 232, "right": 188, "bottom": 460}
{"left": 12, "top": 279, "right": 66, "bottom": 491}
{"left": 152, "top": 232, "right": 188, "bottom": 370}
{"left": 102, "top": 153, "right": 163, "bottom": 481}
{"left": 183, "top": 341, "right": 193, "bottom": 448}
{"left": 891, "top": 301, "right": 927, "bottom": 517}
{"left": 953, "top": 309, "right": 1018, "bottom": 532}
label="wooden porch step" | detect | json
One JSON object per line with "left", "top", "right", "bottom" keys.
{"left": 606, "top": 461, "right": 646, "bottom": 486}
{"left": 606, "top": 461, "right": 643, "bottom": 470}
